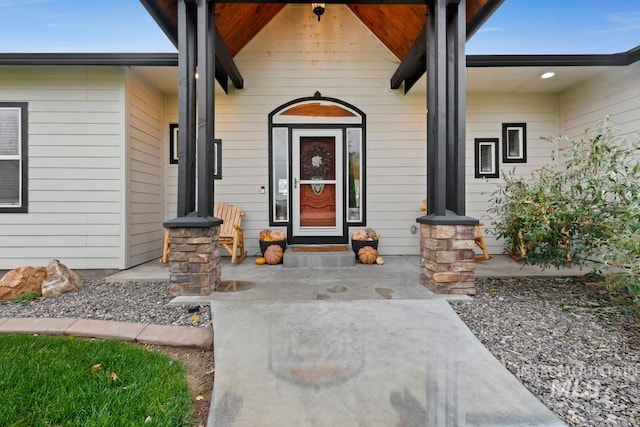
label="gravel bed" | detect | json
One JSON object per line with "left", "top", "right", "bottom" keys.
{"left": 0, "top": 279, "right": 211, "bottom": 328}
{"left": 452, "top": 277, "right": 640, "bottom": 427}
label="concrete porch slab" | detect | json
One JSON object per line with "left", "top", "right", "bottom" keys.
{"left": 208, "top": 299, "right": 565, "bottom": 426}
{"left": 283, "top": 246, "right": 356, "bottom": 268}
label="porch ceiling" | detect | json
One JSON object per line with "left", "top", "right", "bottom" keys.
{"left": 141, "top": 1, "right": 500, "bottom": 87}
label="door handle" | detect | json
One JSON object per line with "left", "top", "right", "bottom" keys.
{"left": 294, "top": 177, "right": 299, "bottom": 189}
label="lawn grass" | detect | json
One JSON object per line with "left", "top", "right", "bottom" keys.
{"left": 0, "top": 334, "right": 193, "bottom": 426}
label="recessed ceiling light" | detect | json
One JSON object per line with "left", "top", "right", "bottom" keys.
{"left": 541, "top": 72, "right": 555, "bottom": 79}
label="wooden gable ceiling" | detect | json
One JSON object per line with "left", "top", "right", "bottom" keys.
{"left": 146, "top": 1, "right": 494, "bottom": 59}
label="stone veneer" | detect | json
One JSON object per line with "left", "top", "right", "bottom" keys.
{"left": 167, "top": 225, "right": 221, "bottom": 296}
{"left": 420, "top": 224, "right": 476, "bottom": 295}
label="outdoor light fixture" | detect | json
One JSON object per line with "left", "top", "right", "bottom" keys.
{"left": 312, "top": 3, "right": 325, "bottom": 21}
{"left": 541, "top": 72, "right": 555, "bottom": 79}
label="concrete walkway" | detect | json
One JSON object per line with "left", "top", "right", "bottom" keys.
{"left": 209, "top": 299, "right": 566, "bottom": 426}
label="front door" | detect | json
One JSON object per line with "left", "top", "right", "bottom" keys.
{"left": 291, "top": 129, "right": 344, "bottom": 242}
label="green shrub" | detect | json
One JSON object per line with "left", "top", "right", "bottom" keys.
{"left": 10, "top": 291, "right": 40, "bottom": 305}
{"left": 490, "top": 118, "right": 640, "bottom": 316}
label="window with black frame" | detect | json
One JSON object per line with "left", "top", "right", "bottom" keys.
{"left": 0, "top": 102, "right": 28, "bottom": 213}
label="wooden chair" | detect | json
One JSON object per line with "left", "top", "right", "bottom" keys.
{"left": 160, "top": 202, "right": 247, "bottom": 264}
{"left": 420, "top": 198, "right": 492, "bottom": 262}
{"left": 215, "top": 202, "right": 247, "bottom": 264}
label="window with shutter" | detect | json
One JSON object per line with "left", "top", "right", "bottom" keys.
{"left": 0, "top": 103, "right": 28, "bottom": 212}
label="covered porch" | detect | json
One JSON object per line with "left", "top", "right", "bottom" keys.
{"left": 140, "top": 0, "right": 505, "bottom": 296}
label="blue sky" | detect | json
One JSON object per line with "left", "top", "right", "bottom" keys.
{"left": 0, "top": 0, "right": 637, "bottom": 54}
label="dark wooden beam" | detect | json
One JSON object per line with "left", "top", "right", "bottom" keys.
{"left": 426, "top": 0, "right": 447, "bottom": 216}
{"left": 390, "top": 25, "right": 425, "bottom": 90}
{"left": 176, "top": 0, "right": 197, "bottom": 217}
{"left": 215, "top": 25, "right": 243, "bottom": 90}
{"left": 391, "top": 0, "right": 504, "bottom": 92}
{"left": 139, "top": 0, "right": 243, "bottom": 92}
{"left": 197, "top": 0, "right": 215, "bottom": 217}
{"left": 419, "top": 0, "right": 477, "bottom": 225}
{"left": 446, "top": 0, "right": 466, "bottom": 214}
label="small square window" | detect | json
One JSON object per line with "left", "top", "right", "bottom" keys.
{"left": 502, "top": 123, "right": 527, "bottom": 163}
{"left": 474, "top": 138, "right": 499, "bottom": 179}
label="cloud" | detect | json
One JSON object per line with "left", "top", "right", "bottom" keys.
{"left": 477, "top": 26, "right": 504, "bottom": 34}
{"left": 0, "top": 0, "right": 53, "bottom": 6}
{"left": 588, "top": 11, "right": 640, "bottom": 35}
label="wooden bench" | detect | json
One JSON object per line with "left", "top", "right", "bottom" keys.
{"left": 160, "top": 202, "right": 247, "bottom": 264}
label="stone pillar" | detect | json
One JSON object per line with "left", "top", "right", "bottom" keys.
{"left": 420, "top": 223, "right": 476, "bottom": 295}
{"left": 166, "top": 224, "right": 221, "bottom": 297}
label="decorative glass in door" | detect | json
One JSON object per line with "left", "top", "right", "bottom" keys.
{"left": 298, "top": 137, "right": 336, "bottom": 227}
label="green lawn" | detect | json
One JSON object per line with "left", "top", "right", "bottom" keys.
{"left": 0, "top": 334, "right": 193, "bottom": 426}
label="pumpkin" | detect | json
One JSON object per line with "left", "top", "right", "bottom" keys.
{"left": 352, "top": 230, "right": 367, "bottom": 241}
{"left": 375, "top": 257, "right": 384, "bottom": 265}
{"left": 358, "top": 246, "right": 378, "bottom": 264}
{"left": 264, "top": 244, "right": 284, "bottom": 265}
{"left": 259, "top": 229, "right": 271, "bottom": 240}
{"left": 255, "top": 257, "right": 266, "bottom": 265}
{"left": 262, "top": 236, "right": 273, "bottom": 242}
{"left": 270, "top": 229, "right": 285, "bottom": 241}
{"left": 365, "top": 227, "right": 377, "bottom": 239}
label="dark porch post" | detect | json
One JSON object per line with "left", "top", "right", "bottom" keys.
{"left": 164, "top": 0, "right": 222, "bottom": 296}
{"left": 418, "top": 0, "right": 478, "bottom": 296}
{"left": 197, "top": 0, "right": 215, "bottom": 216}
{"left": 176, "top": 0, "right": 196, "bottom": 217}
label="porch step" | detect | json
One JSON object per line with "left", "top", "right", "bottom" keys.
{"left": 283, "top": 245, "right": 356, "bottom": 268}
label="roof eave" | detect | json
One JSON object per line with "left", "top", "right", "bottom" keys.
{"left": 0, "top": 52, "right": 178, "bottom": 66}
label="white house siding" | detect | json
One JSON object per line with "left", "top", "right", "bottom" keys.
{"left": 163, "top": 95, "right": 178, "bottom": 222}
{"left": 0, "top": 66, "right": 125, "bottom": 269}
{"left": 466, "top": 93, "right": 560, "bottom": 255}
{"left": 125, "top": 70, "right": 164, "bottom": 268}
{"left": 164, "top": 4, "right": 427, "bottom": 256}
{"left": 559, "top": 61, "right": 640, "bottom": 141}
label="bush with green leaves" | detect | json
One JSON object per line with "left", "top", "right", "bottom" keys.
{"left": 490, "top": 118, "right": 640, "bottom": 315}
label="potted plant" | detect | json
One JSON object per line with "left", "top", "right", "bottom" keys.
{"left": 259, "top": 229, "right": 287, "bottom": 256}
{"left": 350, "top": 227, "right": 379, "bottom": 256}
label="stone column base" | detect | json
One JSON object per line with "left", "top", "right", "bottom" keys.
{"left": 166, "top": 225, "right": 221, "bottom": 296}
{"left": 420, "top": 224, "right": 476, "bottom": 295}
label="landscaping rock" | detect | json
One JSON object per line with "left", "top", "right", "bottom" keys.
{"left": 0, "top": 266, "right": 47, "bottom": 300}
{"left": 41, "top": 259, "right": 83, "bottom": 298}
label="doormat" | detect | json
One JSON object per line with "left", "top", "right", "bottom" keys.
{"left": 291, "top": 245, "right": 349, "bottom": 252}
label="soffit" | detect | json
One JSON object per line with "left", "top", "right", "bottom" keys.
{"left": 132, "top": 65, "right": 612, "bottom": 96}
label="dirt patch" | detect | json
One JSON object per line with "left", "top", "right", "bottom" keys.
{"left": 141, "top": 344, "right": 214, "bottom": 427}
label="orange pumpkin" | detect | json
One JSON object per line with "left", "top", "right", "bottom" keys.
{"left": 255, "top": 257, "right": 266, "bottom": 265}
{"left": 259, "top": 229, "right": 271, "bottom": 240}
{"left": 264, "top": 244, "right": 284, "bottom": 264}
{"left": 358, "top": 246, "right": 378, "bottom": 264}
{"left": 352, "top": 230, "right": 367, "bottom": 241}
{"left": 270, "top": 229, "right": 285, "bottom": 241}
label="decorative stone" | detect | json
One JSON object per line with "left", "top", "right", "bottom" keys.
{"left": 0, "top": 266, "right": 47, "bottom": 300}
{"left": 166, "top": 224, "right": 221, "bottom": 296}
{"left": 420, "top": 223, "right": 477, "bottom": 295}
{"left": 41, "top": 259, "right": 83, "bottom": 298}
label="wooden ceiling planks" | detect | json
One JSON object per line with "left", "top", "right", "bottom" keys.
{"left": 148, "top": 1, "right": 492, "bottom": 60}
{"left": 215, "top": 3, "right": 287, "bottom": 56}
{"left": 347, "top": 5, "right": 427, "bottom": 60}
